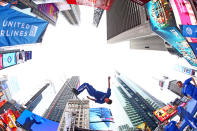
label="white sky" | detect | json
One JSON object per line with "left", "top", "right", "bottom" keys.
{"left": 1, "top": 5, "right": 197, "bottom": 130}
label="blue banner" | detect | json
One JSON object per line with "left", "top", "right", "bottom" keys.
{"left": 189, "top": 43, "right": 197, "bottom": 56}
{"left": 0, "top": 5, "right": 48, "bottom": 47}
{"left": 89, "top": 108, "right": 114, "bottom": 130}
{"left": 16, "top": 110, "right": 59, "bottom": 131}
{"left": 181, "top": 25, "right": 197, "bottom": 38}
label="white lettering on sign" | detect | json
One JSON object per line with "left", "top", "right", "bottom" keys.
{"left": 0, "top": 20, "right": 39, "bottom": 37}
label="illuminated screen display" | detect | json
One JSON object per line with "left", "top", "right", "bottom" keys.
{"left": 0, "top": 54, "right": 2, "bottom": 69}
{"left": 2, "top": 52, "right": 16, "bottom": 68}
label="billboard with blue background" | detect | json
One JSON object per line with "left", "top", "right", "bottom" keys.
{"left": 16, "top": 109, "right": 59, "bottom": 131}
{"left": 89, "top": 107, "right": 114, "bottom": 130}
{"left": 0, "top": 5, "right": 48, "bottom": 47}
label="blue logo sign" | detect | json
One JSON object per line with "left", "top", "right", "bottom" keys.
{"left": 0, "top": 5, "right": 48, "bottom": 47}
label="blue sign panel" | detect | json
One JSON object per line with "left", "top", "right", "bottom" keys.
{"left": 180, "top": 25, "right": 197, "bottom": 38}
{"left": 190, "top": 43, "right": 197, "bottom": 56}
{"left": 16, "top": 110, "right": 59, "bottom": 131}
{"left": 2, "top": 52, "right": 16, "bottom": 68}
{"left": 89, "top": 107, "right": 114, "bottom": 130}
{"left": 0, "top": 5, "right": 48, "bottom": 47}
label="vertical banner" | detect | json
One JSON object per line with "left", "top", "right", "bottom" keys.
{"left": 66, "top": 0, "right": 114, "bottom": 10}
{"left": 0, "top": 5, "right": 48, "bottom": 47}
{"left": 38, "top": 3, "right": 59, "bottom": 23}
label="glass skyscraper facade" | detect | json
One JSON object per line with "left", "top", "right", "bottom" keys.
{"left": 43, "top": 76, "right": 79, "bottom": 122}
{"left": 115, "top": 74, "right": 165, "bottom": 130}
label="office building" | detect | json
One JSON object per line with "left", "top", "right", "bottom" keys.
{"left": 43, "top": 76, "right": 79, "bottom": 122}
{"left": 114, "top": 74, "right": 165, "bottom": 130}
{"left": 25, "top": 83, "right": 50, "bottom": 112}
{"left": 58, "top": 99, "right": 89, "bottom": 131}
{"left": 93, "top": 8, "right": 104, "bottom": 27}
{"left": 168, "top": 80, "right": 183, "bottom": 97}
{"left": 107, "top": 0, "right": 155, "bottom": 43}
{"left": 61, "top": 5, "right": 80, "bottom": 25}
{"left": 118, "top": 124, "right": 133, "bottom": 131}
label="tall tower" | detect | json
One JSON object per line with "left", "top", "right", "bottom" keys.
{"left": 114, "top": 74, "right": 165, "bottom": 130}
{"left": 43, "top": 76, "right": 80, "bottom": 122}
{"left": 61, "top": 5, "right": 80, "bottom": 25}
{"left": 107, "top": 0, "right": 153, "bottom": 43}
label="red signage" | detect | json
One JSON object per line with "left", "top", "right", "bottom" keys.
{"left": 153, "top": 104, "right": 177, "bottom": 122}
{"left": 66, "top": 0, "right": 114, "bottom": 10}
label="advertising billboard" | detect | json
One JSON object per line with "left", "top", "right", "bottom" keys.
{"left": 153, "top": 104, "right": 177, "bottom": 122}
{"left": 169, "top": 0, "right": 197, "bottom": 43}
{"left": 146, "top": 0, "right": 197, "bottom": 67}
{"left": 55, "top": 1, "right": 71, "bottom": 11}
{"left": 2, "top": 52, "right": 16, "bottom": 68}
{"left": 131, "top": 0, "right": 150, "bottom": 5}
{"left": 33, "top": 0, "right": 64, "bottom": 4}
{"left": 66, "top": 0, "right": 114, "bottom": 10}
{"left": 180, "top": 25, "right": 197, "bottom": 38}
{"left": 0, "top": 5, "right": 48, "bottom": 47}
{"left": 38, "top": 3, "right": 59, "bottom": 23}
{"left": 16, "top": 110, "right": 59, "bottom": 131}
{"left": 25, "top": 51, "right": 32, "bottom": 61}
{"left": 89, "top": 108, "right": 114, "bottom": 130}
{"left": 0, "top": 54, "right": 2, "bottom": 69}
{"left": 174, "top": 65, "right": 195, "bottom": 76}
{"left": 136, "top": 122, "right": 151, "bottom": 131}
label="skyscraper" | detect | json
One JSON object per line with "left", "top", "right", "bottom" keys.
{"left": 58, "top": 99, "right": 89, "bottom": 131}
{"left": 168, "top": 80, "right": 183, "bottom": 97}
{"left": 25, "top": 83, "right": 50, "bottom": 112}
{"left": 43, "top": 76, "right": 79, "bottom": 122}
{"left": 61, "top": 5, "right": 80, "bottom": 25}
{"left": 114, "top": 74, "right": 165, "bottom": 130}
{"left": 107, "top": 0, "right": 154, "bottom": 43}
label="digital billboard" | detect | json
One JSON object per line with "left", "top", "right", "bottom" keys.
{"left": 169, "top": 0, "right": 197, "bottom": 43}
{"left": 0, "top": 54, "right": 2, "bottom": 69}
{"left": 136, "top": 122, "right": 151, "bottom": 131}
{"left": 89, "top": 108, "right": 114, "bottom": 130}
{"left": 131, "top": 0, "right": 150, "bottom": 5}
{"left": 153, "top": 104, "right": 177, "bottom": 122}
{"left": 180, "top": 25, "right": 197, "bottom": 38}
{"left": 16, "top": 110, "right": 59, "bottom": 131}
{"left": 66, "top": 0, "right": 114, "bottom": 10}
{"left": 146, "top": 0, "right": 197, "bottom": 67}
{"left": 2, "top": 52, "right": 16, "bottom": 68}
{"left": 38, "top": 3, "right": 59, "bottom": 23}
{"left": 25, "top": 51, "right": 32, "bottom": 61}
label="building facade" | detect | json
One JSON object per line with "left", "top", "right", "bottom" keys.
{"left": 25, "top": 83, "right": 50, "bottom": 112}
{"left": 58, "top": 99, "right": 89, "bottom": 131}
{"left": 114, "top": 74, "right": 165, "bottom": 130}
{"left": 107, "top": 0, "right": 155, "bottom": 43}
{"left": 168, "top": 80, "right": 183, "bottom": 97}
{"left": 61, "top": 5, "right": 80, "bottom": 25}
{"left": 43, "top": 76, "right": 80, "bottom": 122}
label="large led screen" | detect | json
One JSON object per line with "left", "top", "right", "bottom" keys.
{"left": 2, "top": 52, "right": 16, "bottom": 68}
